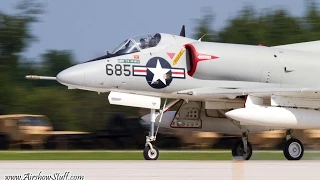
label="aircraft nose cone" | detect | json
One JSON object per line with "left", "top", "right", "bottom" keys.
{"left": 56, "top": 65, "right": 85, "bottom": 86}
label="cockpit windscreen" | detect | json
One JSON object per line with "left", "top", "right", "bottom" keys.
{"left": 84, "top": 33, "right": 162, "bottom": 63}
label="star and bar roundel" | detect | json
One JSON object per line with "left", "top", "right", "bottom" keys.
{"left": 132, "top": 57, "right": 185, "bottom": 89}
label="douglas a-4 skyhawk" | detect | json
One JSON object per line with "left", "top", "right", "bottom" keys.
{"left": 27, "top": 26, "right": 320, "bottom": 161}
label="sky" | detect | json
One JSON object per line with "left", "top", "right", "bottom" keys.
{"left": 1, "top": 0, "right": 310, "bottom": 63}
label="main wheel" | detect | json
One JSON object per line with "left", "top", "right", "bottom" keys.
{"left": 143, "top": 145, "right": 159, "bottom": 160}
{"left": 232, "top": 140, "right": 252, "bottom": 160}
{"left": 283, "top": 138, "right": 304, "bottom": 160}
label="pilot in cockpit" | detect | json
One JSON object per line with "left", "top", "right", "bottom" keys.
{"left": 154, "top": 33, "right": 161, "bottom": 42}
{"left": 139, "top": 34, "right": 161, "bottom": 49}
{"left": 148, "top": 33, "right": 161, "bottom": 47}
{"left": 140, "top": 38, "right": 148, "bottom": 49}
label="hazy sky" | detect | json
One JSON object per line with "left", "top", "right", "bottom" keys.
{"left": 1, "top": 0, "right": 310, "bottom": 62}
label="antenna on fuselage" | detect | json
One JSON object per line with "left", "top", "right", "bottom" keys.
{"left": 198, "top": 34, "right": 214, "bottom": 42}
{"left": 179, "top": 25, "right": 185, "bottom": 37}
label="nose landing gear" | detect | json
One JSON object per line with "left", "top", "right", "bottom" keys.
{"left": 143, "top": 108, "right": 159, "bottom": 160}
{"left": 143, "top": 99, "right": 173, "bottom": 160}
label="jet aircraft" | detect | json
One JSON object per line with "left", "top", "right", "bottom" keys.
{"left": 26, "top": 25, "right": 320, "bottom": 161}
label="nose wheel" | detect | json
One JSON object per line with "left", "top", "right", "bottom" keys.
{"left": 143, "top": 144, "right": 159, "bottom": 160}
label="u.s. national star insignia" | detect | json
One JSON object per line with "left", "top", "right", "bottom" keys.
{"left": 132, "top": 57, "right": 185, "bottom": 89}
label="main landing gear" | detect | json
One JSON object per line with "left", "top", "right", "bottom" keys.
{"left": 232, "top": 132, "right": 253, "bottom": 160}
{"left": 283, "top": 130, "right": 304, "bottom": 160}
{"left": 231, "top": 130, "right": 304, "bottom": 161}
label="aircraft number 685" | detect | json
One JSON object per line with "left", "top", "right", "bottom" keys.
{"left": 106, "top": 64, "right": 131, "bottom": 76}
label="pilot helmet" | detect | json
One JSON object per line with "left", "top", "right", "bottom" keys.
{"left": 140, "top": 38, "right": 148, "bottom": 49}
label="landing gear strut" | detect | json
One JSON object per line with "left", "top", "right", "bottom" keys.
{"left": 232, "top": 132, "right": 252, "bottom": 160}
{"left": 143, "top": 109, "right": 159, "bottom": 160}
{"left": 143, "top": 99, "right": 170, "bottom": 160}
{"left": 283, "top": 130, "right": 304, "bottom": 160}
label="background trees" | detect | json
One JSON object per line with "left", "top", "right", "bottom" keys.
{"left": 193, "top": 1, "right": 320, "bottom": 45}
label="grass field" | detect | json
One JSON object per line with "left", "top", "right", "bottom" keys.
{"left": 0, "top": 150, "right": 320, "bottom": 160}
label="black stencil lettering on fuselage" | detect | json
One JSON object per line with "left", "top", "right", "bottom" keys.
{"left": 106, "top": 64, "right": 131, "bottom": 76}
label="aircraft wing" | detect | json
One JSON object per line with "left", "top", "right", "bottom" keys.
{"left": 175, "top": 87, "right": 320, "bottom": 100}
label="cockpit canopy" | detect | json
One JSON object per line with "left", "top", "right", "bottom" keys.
{"left": 111, "top": 33, "right": 162, "bottom": 55}
{"left": 85, "top": 33, "right": 173, "bottom": 63}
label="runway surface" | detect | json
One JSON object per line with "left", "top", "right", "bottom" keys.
{"left": 1, "top": 160, "right": 319, "bottom": 180}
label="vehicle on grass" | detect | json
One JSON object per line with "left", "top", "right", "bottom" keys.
{"left": 0, "top": 114, "right": 90, "bottom": 150}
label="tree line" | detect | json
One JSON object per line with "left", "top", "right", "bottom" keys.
{"left": 1, "top": 0, "right": 320, "bottom": 131}
{"left": 193, "top": 1, "right": 320, "bottom": 45}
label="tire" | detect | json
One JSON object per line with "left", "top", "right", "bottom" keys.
{"left": 232, "top": 140, "right": 252, "bottom": 160}
{"left": 0, "top": 135, "right": 9, "bottom": 150}
{"left": 143, "top": 145, "right": 159, "bottom": 160}
{"left": 44, "top": 136, "right": 57, "bottom": 149}
{"left": 283, "top": 138, "right": 304, "bottom": 160}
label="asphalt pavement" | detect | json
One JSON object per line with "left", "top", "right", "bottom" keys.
{"left": 1, "top": 160, "right": 318, "bottom": 180}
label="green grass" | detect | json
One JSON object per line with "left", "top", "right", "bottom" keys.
{"left": 0, "top": 150, "right": 320, "bottom": 160}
